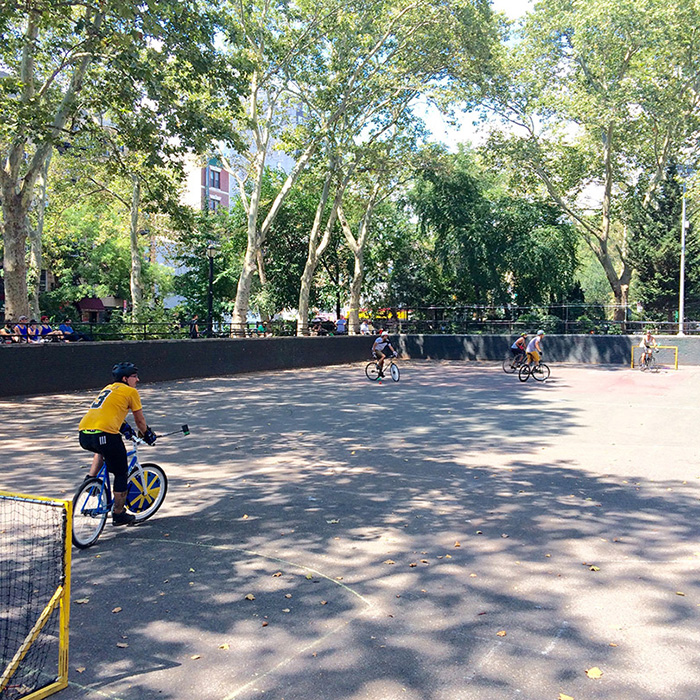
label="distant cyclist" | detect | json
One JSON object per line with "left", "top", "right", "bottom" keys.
{"left": 639, "top": 329, "right": 657, "bottom": 366}
{"left": 525, "top": 330, "right": 545, "bottom": 366}
{"left": 78, "top": 363, "right": 157, "bottom": 526}
{"left": 510, "top": 333, "right": 528, "bottom": 365}
{"left": 372, "top": 330, "right": 397, "bottom": 378}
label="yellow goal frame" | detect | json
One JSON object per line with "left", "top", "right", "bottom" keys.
{"left": 0, "top": 492, "right": 72, "bottom": 700}
{"left": 630, "top": 345, "right": 679, "bottom": 369}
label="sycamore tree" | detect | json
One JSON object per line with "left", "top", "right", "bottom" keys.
{"left": 220, "top": 0, "right": 498, "bottom": 333}
{"left": 480, "top": 0, "right": 700, "bottom": 320}
{"left": 0, "top": 0, "right": 247, "bottom": 319}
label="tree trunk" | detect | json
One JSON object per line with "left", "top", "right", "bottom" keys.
{"left": 28, "top": 151, "right": 52, "bottom": 319}
{"left": 1, "top": 187, "right": 31, "bottom": 320}
{"left": 338, "top": 184, "right": 380, "bottom": 334}
{"left": 297, "top": 165, "right": 336, "bottom": 336}
{"left": 129, "top": 174, "right": 143, "bottom": 319}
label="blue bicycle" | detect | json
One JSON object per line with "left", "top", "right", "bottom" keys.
{"left": 72, "top": 425, "right": 188, "bottom": 548}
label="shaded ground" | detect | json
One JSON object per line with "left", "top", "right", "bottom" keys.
{"left": 2, "top": 360, "right": 700, "bottom": 700}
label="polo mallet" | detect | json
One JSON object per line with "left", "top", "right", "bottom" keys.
{"left": 158, "top": 424, "right": 190, "bottom": 437}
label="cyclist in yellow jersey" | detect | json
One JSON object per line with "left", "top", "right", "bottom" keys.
{"left": 79, "top": 362, "right": 156, "bottom": 526}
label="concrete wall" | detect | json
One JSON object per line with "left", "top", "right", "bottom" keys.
{"left": 1, "top": 334, "right": 696, "bottom": 398}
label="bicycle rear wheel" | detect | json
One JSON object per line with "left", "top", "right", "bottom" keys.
{"left": 518, "top": 365, "right": 531, "bottom": 382}
{"left": 365, "top": 361, "right": 381, "bottom": 381}
{"left": 126, "top": 463, "right": 168, "bottom": 522}
{"left": 390, "top": 363, "right": 400, "bottom": 382}
{"left": 502, "top": 354, "right": 518, "bottom": 374}
{"left": 532, "top": 363, "right": 550, "bottom": 382}
{"left": 72, "top": 478, "right": 108, "bottom": 548}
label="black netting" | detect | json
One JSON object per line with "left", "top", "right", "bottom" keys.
{"left": 1, "top": 495, "right": 66, "bottom": 700}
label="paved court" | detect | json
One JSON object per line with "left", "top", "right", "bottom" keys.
{"left": 2, "top": 359, "right": 700, "bottom": 700}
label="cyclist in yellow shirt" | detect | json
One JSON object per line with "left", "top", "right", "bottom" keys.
{"left": 78, "top": 362, "right": 156, "bottom": 526}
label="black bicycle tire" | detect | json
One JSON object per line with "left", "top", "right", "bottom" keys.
{"left": 649, "top": 356, "right": 659, "bottom": 373}
{"left": 126, "top": 463, "right": 168, "bottom": 523}
{"left": 532, "top": 363, "right": 550, "bottom": 382}
{"left": 72, "top": 477, "right": 108, "bottom": 549}
{"left": 502, "top": 355, "right": 518, "bottom": 374}
{"left": 365, "top": 361, "right": 381, "bottom": 381}
{"left": 390, "top": 363, "right": 400, "bottom": 382}
{"left": 518, "top": 365, "right": 531, "bottom": 382}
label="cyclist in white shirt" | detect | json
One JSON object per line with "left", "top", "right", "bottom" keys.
{"left": 371, "top": 330, "right": 397, "bottom": 377}
{"left": 525, "top": 330, "right": 544, "bottom": 366}
{"left": 639, "top": 330, "right": 657, "bottom": 366}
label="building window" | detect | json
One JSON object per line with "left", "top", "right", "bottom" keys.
{"left": 208, "top": 198, "right": 220, "bottom": 212}
{"left": 210, "top": 169, "right": 221, "bottom": 190}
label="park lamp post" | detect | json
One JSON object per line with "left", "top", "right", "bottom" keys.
{"left": 678, "top": 166, "right": 694, "bottom": 336}
{"left": 206, "top": 243, "right": 217, "bottom": 338}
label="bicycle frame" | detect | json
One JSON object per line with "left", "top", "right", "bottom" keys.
{"left": 77, "top": 438, "right": 147, "bottom": 516}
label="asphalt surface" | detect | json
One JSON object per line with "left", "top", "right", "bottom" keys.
{"left": 2, "top": 359, "right": 700, "bottom": 700}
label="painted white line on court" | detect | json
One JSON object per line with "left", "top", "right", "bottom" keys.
{"left": 541, "top": 620, "right": 569, "bottom": 656}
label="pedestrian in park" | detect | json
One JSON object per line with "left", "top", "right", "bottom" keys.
{"left": 13, "top": 316, "right": 30, "bottom": 342}
{"left": 335, "top": 316, "right": 347, "bottom": 334}
{"left": 360, "top": 320, "right": 370, "bottom": 335}
{"left": 189, "top": 314, "right": 199, "bottom": 339}
{"left": 39, "top": 316, "right": 65, "bottom": 342}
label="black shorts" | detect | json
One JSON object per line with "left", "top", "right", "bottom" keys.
{"left": 79, "top": 431, "right": 128, "bottom": 492}
{"left": 373, "top": 348, "right": 392, "bottom": 359}
{"left": 511, "top": 347, "right": 525, "bottom": 357}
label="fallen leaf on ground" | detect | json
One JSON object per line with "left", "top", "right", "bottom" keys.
{"left": 285, "top": 593, "right": 292, "bottom": 598}
{"left": 558, "top": 694, "right": 574, "bottom": 700}
{"left": 116, "top": 643, "right": 128, "bottom": 648}
{"left": 191, "top": 655, "right": 201, "bottom": 660}
{"left": 321, "top": 600, "right": 328, "bottom": 605}
{"left": 75, "top": 598, "right": 89, "bottom": 605}
{"left": 219, "top": 644, "right": 229, "bottom": 650}
{"left": 282, "top": 608, "right": 290, "bottom": 613}
{"left": 112, "top": 607, "right": 122, "bottom": 614}
{"left": 496, "top": 630, "right": 507, "bottom": 637}
{"left": 244, "top": 594, "right": 255, "bottom": 601}
{"left": 586, "top": 667, "right": 603, "bottom": 679}
{"left": 676, "top": 591, "right": 686, "bottom": 596}
{"left": 305, "top": 574, "right": 313, "bottom": 580}
{"left": 262, "top": 621, "right": 268, "bottom": 627}
{"left": 326, "top": 519, "right": 339, "bottom": 524}
{"left": 454, "top": 541, "right": 461, "bottom": 547}
{"left": 409, "top": 562, "right": 417, "bottom": 567}
{"left": 272, "top": 572, "right": 282, "bottom": 577}
{"left": 76, "top": 667, "right": 86, "bottom": 673}
{"left": 383, "top": 559, "right": 396, "bottom": 565}
{"left": 589, "top": 566, "right": 600, "bottom": 572}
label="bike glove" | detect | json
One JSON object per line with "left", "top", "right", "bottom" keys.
{"left": 120, "top": 422, "right": 136, "bottom": 439}
{"left": 140, "top": 426, "right": 157, "bottom": 445}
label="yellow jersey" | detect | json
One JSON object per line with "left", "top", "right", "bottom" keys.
{"left": 78, "top": 382, "right": 142, "bottom": 435}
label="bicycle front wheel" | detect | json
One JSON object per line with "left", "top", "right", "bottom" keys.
{"left": 365, "top": 361, "right": 381, "bottom": 381}
{"left": 648, "top": 356, "right": 659, "bottom": 373}
{"left": 127, "top": 463, "right": 168, "bottom": 522}
{"left": 390, "top": 363, "right": 400, "bottom": 382}
{"left": 518, "top": 365, "right": 531, "bottom": 382}
{"left": 72, "top": 478, "right": 108, "bottom": 549}
{"left": 532, "top": 363, "right": 550, "bottom": 382}
{"left": 502, "top": 354, "right": 518, "bottom": 374}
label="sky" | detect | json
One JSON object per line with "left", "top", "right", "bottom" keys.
{"left": 421, "top": 0, "right": 533, "bottom": 148}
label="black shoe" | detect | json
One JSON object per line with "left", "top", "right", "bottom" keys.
{"left": 112, "top": 510, "right": 136, "bottom": 526}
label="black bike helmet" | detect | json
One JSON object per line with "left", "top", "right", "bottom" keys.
{"left": 112, "top": 362, "right": 139, "bottom": 381}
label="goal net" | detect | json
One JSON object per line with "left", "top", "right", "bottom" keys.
{"left": 630, "top": 344, "right": 679, "bottom": 370}
{"left": 0, "top": 493, "right": 71, "bottom": 700}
